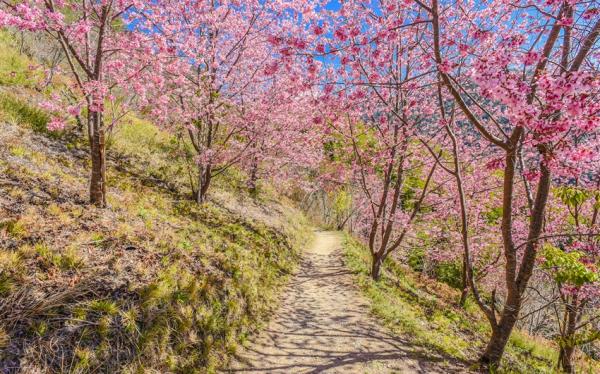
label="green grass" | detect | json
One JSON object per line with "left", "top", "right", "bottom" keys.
{"left": 88, "top": 300, "right": 120, "bottom": 316}
{"left": 0, "top": 113, "right": 312, "bottom": 373}
{"left": 0, "top": 30, "right": 311, "bottom": 373}
{"left": 0, "top": 92, "right": 49, "bottom": 133}
{"left": 34, "top": 243, "right": 84, "bottom": 271}
{"left": 0, "top": 247, "right": 26, "bottom": 297}
{"left": 343, "top": 235, "right": 474, "bottom": 361}
{"left": 0, "top": 124, "right": 311, "bottom": 372}
{"left": 1, "top": 217, "right": 28, "bottom": 239}
{"left": 0, "top": 31, "right": 43, "bottom": 87}
{"left": 341, "top": 234, "right": 587, "bottom": 373}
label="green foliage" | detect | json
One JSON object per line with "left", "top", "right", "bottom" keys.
{"left": 332, "top": 189, "right": 351, "bottom": 214}
{"left": 434, "top": 261, "right": 463, "bottom": 290}
{"left": 323, "top": 122, "right": 377, "bottom": 164}
{"left": 556, "top": 187, "right": 590, "bottom": 209}
{"left": 401, "top": 171, "right": 424, "bottom": 211}
{"left": 484, "top": 206, "right": 503, "bottom": 224}
{"left": 407, "top": 247, "right": 425, "bottom": 272}
{"left": 323, "top": 139, "right": 340, "bottom": 162}
{"left": 0, "top": 93, "right": 50, "bottom": 134}
{"left": 542, "top": 245, "right": 598, "bottom": 287}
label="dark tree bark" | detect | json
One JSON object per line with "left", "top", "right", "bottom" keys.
{"left": 89, "top": 112, "right": 107, "bottom": 207}
{"left": 558, "top": 345, "right": 576, "bottom": 374}
{"left": 459, "top": 258, "right": 469, "bottom": 306}
{"left": 371, "top": 252, "right": 384, "bottom": 281}
{"left": 195, "top": 163, "right": 212, "bottom": 204}
{"left": 558, "top": 294, "right": 579, "bottom": 373}
{"left": 480, "top": 156, "right": 552, "bottom": 366}
{"left": 247, "top": 155, "right": 259, "bottom": 194}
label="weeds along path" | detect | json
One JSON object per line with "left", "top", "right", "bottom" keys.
{"left": 225, "top": 231, "right": 459, "bottom": 374}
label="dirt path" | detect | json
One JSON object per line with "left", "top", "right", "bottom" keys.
{"left": 226, "top": 231, "right": 460, "bottom": 374}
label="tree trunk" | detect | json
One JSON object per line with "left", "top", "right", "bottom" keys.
{"left": 459, "top": 257, "right": 469, "bottom": 306}
{"left": 195, "top": 163, "right": 212, "bottom": 204}
{"left": 479, "top": 149, "right": 521, "bottom": 366}
{"left": 558, "top": 346, "right": 575, "bottom": 373}
{"left": 337, "top": 212, "right": 351, "bottom": 231}
{"left": 371, "top": 252, "right": 384, "bottom": 281}
{"left": 479, "top": 137, "right": 522, "bottom": 367}
{"left": 247, "top": 158, "right": 258, "bottom": 194}
{"left": 480, "top": 298, "right": 520, "bottom": 367}
{"left": 89, "top": 112, "right": 107, "bottom": 207}
{"left": 559, "top": 295, "right": 579, "bottom": 373}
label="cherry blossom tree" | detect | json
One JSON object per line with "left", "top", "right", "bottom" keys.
{"left": 1, "top": 0, "right": 160, "bottom": 207}
{"left": 419, "top": 85, "right": 503, "bottom": 305}
{"left": 239, "top": 75, "right": 324, "bottom": 194}
{"left": 412, "top": 0, "right": 600, "bottom": 366}
{"left": 136, "top": 0, "right": 309, "bottom": 203}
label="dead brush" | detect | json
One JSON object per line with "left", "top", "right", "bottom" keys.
{"left": 0, "top": 279, "right": 142, "bottom": 373}
{"left": 0, "top": 280, "right": 93, "bottom": 330}
{"left": 19, "top": 312, "right": 141, "bottom": 374}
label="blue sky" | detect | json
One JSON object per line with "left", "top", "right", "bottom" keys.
{"left": 325, "top": 0, "right": 342, "bottom": 11}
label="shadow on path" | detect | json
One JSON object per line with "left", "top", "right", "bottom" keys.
{"left": 224, "top": 231, "right": 466, "bottom": 373}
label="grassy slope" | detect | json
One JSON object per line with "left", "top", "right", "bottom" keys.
{"left": 343, "top": 235, "right": 600, "bottom": 374}
{"left": 0, "top": 32, "right": 311, "bottom": 373}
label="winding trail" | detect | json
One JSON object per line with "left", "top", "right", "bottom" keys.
{"left": 226, "top": 231, "right": 461, "bottom": 374}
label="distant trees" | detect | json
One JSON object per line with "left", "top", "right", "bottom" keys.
{"left": 278, "top": 0, "right": 445, "bottom": 281}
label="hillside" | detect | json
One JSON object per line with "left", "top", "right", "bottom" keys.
{"left": 0, "top": 112, "right": 310, "bottom": 373}
{"left": 0, "top": 33, "right": 311, "bottom": 372}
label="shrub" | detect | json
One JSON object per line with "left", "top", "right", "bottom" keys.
{"left": 407, "top": 247, "right": 425, "bottom": 272}
{"left": 434, "top": 261, "right": 463, "bottom": 290}
{"left": 0, "top": 93, "right": 49, "bottom": 134}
